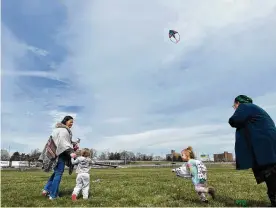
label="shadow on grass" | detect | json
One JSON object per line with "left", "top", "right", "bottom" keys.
{"left": 216, "top": 195, "right": 270, "bottom": 207}
{"left": 59, "top": 189, "right": 73, "bottom": 197}
{"left": 59, "top": 189, "right": 93, "bottom": 198}
{"left": 173, "top": 194, "right": 270, "bottom": 207}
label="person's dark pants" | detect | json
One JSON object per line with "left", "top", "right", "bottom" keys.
{"left": 253, "top": 163, "right": 276, "bottom": 206}
{"left": 265, "top": 170, "right": 276, "bottom": 206}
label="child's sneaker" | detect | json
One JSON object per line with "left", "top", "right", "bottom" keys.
{"left": 202, "top": 199, "right": 208, "bottom": 203}
{"left": 198, "top": 193, "right": 208, "bottom": 203}
{"left": 208, "top": 187, "right": 216, "bottom": 199}
{"left": 72, "top": 194, "right": 77, "bottom": 201}
{"left": 42, "top": 190, "right": 49, "bottom": 197}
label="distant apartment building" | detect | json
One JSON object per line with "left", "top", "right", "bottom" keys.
{"left": 166, "top": 150, "right": 182, "bottom": 161}
{"left": 213, "top": 151, "right": 233, "bottom": 162}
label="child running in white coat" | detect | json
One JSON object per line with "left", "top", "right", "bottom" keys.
{"left": 71, "top": 148, "right": 95, "bottom": 201}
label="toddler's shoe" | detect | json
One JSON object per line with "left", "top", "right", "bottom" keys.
{"left": 202, "top": 199, "right": 208, "bottom": 203}
{"left": 208, "top": 187, "right": 216, "bottom": 199}
{"left": 72, "top": 194, "right": 77, "bottom": 201}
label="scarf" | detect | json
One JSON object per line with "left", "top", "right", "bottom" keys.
{"left": 38, "top": 123, "right": 75, "bottom": 174}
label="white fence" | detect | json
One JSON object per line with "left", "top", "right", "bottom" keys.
{"left": 94, "top": 160, "right": 125, "bottom": 165}
{"left": 11, "top": 161, "right": 29, "bottom": 167}
{"left": 0, "top": 161, "right": 10, "bottom": 167}
{"left": 0, "top": 161, "right": 30, "bottom": 168}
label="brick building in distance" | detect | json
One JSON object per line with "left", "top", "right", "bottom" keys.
{"left": 213, "top": 151, "right": 233, "bottom": 162}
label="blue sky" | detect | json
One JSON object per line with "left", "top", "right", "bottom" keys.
{"left": 1, "top": 0, "right": 276, "bottom": 158}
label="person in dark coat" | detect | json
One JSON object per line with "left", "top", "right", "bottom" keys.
{"left": 229, "top": 95, "right": 276, "bottom": 206}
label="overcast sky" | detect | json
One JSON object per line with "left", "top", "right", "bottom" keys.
{"left": 2, "top": 0, "right": 276, "bottom": 157}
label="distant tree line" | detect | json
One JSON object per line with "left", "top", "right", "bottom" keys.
{"left": 93, "top": 150, "right": 154, "bottom": 161}
{"left": 1, "top": 148, "right": 42, "bottom": 162}
{"left": 1, "top": 148, "right": 162, "bottom": 163}
{"left": 0, "top": 148, "right": 42, "bottom": 167}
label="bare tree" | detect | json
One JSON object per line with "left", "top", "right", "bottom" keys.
{"left": 10, "top": 151, "right": 20, "bottom": 161}
{"left": 120, "top": 151, "right": 136, "bottom": 164}
{"left": 108, "top": 152, "right": 121, "bottom": 160}
{"left": 29, "top": 149, "right": 41, "bottom": 162}
{"left": 90, "top": 148, "right": 97, "bottom": 159}
{"left": 136, "top": 152, "right": 143, "bottom": 161}
{"left": 98, "top": 152, "right": 108, "bottom": 160}
{"left": 148, "top": 153, "right": 153, "bottom": 161}
{"left": 108, "top": 152, "right": 115, "bottom": 160}
{"left": 1, "top": 149, "right": 10, "bottom": 161}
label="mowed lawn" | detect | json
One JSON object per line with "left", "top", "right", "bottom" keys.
{"left": 1, "top": 166, "right": 270, "bottom": 207}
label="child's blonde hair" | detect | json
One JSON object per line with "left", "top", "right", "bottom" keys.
{"left": 81, "top": 148, "right": 91, "bottom": 158}
{"left": 181, "top": 146, "right": 195, "bottom": 159}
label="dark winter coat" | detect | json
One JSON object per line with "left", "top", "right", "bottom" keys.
{"left": 229, "top": 103, "right": 276, "bottom": 170}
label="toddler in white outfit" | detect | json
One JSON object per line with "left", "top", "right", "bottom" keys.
{"left": 71, "top": 148, "right": 95, "bottom": 201}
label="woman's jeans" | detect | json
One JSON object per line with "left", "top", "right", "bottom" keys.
{"left": 44, "top": 157, "right": 65, "bottom": 198}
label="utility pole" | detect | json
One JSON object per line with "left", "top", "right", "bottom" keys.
{"left": 8, "top": 146, "right": 11, "bottom": 168}
{"left": 124, "top": 151, "right": 126, "bottom": 165}
{"left": 19, "top": 153, "right": 21, "bottom": 171}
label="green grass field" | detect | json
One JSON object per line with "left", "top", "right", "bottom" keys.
{"left": 129, "top": 161, "right": 182, "bottom": 164}
{"left": 0, "top": 165, "right": 270, "bottom": 207}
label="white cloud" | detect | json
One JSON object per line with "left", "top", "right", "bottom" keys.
{"left": 2, "top": 0, "right": 276, "bottom": 155}
{"left": 48, "top": 110, "right": 77, "bottom": 127}
{"left": 1, "top": 25, "right": 71, "bottom": 153}
{"left": 93, "top": 124, "right": 234, "bottom": 152}
{"left": 1, "top": 70, "right": 66, "bottom": 82}
{"left": 27, "top": 46, "right": 49, "bottom": 56}
{"left": 54, "top": 0, "right": 276, "bottom": 152}
{"left": 103, "top": 117, "right": 132, "bottom": 124}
